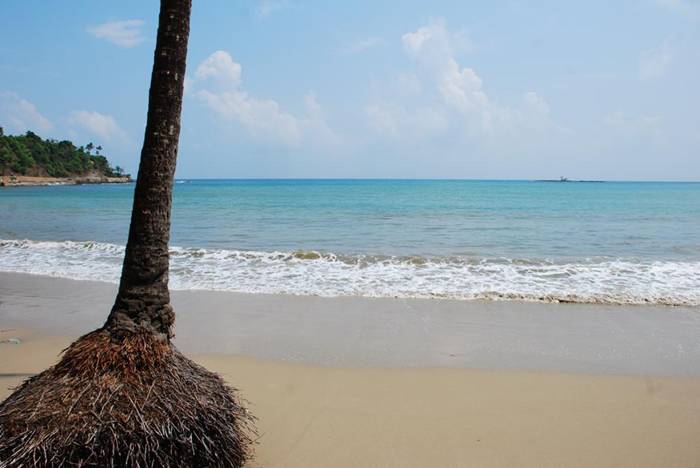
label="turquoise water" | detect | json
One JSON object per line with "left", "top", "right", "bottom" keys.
{"left": 1, "top": 179, "right": 699, "bottom": 304}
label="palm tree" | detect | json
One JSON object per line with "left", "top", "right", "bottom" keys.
{"left": 0, "top": 1, "right": 254, "bottom": 466}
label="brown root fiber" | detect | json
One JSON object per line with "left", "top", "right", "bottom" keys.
{"left": 0, "top": 329, "right": 255, "bottom": 467}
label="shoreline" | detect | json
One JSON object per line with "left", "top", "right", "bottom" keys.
{"left": 0, "top": 175, "right": 132, "bottom": 187}
{"left": 2, "top": 271, "right": 699, "bottom": 376}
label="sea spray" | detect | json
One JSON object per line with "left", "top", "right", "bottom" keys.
{"left": 1, "top": 239, "right": 699, "bottom": 306}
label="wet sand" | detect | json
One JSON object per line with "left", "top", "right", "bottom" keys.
{"left": 2, "top": 272, "right": 700, "bottom": 375}
{"left": 2, "top": 272, "right": 700, "bottom": 467}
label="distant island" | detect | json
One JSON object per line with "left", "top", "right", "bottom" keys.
{"left": 537, "top": 177, "right": 605, "bottom": 183}
{"left": 0, "top": 128, "right": 132, "bottom": 187}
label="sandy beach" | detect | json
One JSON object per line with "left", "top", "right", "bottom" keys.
{"left": 2, "top": 272, "right": 700, "bottom": 467}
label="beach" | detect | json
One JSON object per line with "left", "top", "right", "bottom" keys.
{"left": 3, "top": 2, "right": 699, "bottom": 465}
{"left": 2, "top": 272, "right": 700, "bottom": 467}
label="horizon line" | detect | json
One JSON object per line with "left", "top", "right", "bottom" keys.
{"left": 171, "top": 177, "right": 700, "bottom": 183}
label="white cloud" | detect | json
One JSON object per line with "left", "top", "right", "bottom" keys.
{"left": 401, "top": 18, "right": 474, "bottom": 63}
{"left": 639, "top": 37, "right": 674, "bottom": 81}
{"left": 402, "top": 19, "right": 454, "bottom": 66}
{"left": 438, "top": 62, "right": 489, "bottom": 115}
{"left": 68, "top": 110, "right": 127, "bottom": 142}
{"left": 190, "top": 51, "right": 337, "bottom": 148}
{"left": 523, "top": 91, "right": 550, "bottom": 115}
{"left": 403, "top": 25, "right": 436, "bottom": 54}
{"left": 195, "top": 50, "right": 242, "bottom": 88}
{"left": 340, "top": 37, "right": 386, "bottom": 54}
{"left": 196, "top": 88, "right": 302, "bottom": 145}
{"left": 257, "top": 0, "right": 289, "bottom": 17}
{"left": 401, "top": 20, "right": 488, "bottom": 116}
{"left": 87, "top": 20, "right": 145, "bottom": 48}
{"left": 0, "top": 92, "right": 53, "bottom": 133}
{"left": 366, "top": 19, "right": 560, "bottom": 144}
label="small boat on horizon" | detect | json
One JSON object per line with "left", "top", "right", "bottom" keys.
{"left": 536, "top": 177, "right": 606, "bottom": 183}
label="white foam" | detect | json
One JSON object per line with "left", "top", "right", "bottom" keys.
{"left": 1, "top": 239, "right": 699, "bottom": 305}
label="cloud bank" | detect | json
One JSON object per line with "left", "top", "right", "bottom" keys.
{"left": 190, "top": 50, "right": 337, "bottom": 148}
{"left": 365, "top": 19, "right": 560, "bottom": 149}
{"left": 68, "top": 110, "right": 127, "bottom": 142}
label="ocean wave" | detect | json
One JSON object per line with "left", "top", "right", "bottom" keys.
{"left": 1, "top": 239, "right": 699, "bottom": 306}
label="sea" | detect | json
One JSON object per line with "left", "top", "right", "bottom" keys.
{"left": 1, "top": 179, "right": 699, "bottom": 305}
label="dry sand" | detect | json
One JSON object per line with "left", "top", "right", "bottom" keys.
{"left": 2, "top": 273, "right": 700, "bottom": 467}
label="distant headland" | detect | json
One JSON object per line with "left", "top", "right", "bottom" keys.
{"left": 0, "top": 128, "right": 132, "bottom": 187}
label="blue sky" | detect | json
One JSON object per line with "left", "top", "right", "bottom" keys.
{"left": 1, "top": 0, "right": 698, "bottom": 180}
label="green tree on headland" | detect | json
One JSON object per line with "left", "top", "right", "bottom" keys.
{"left": 0, "top": 130, "right": 129, "bottom": 178}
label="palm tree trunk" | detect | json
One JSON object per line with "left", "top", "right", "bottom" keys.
{"left": 106, "top": 0, "right": 192, "bottom": 340}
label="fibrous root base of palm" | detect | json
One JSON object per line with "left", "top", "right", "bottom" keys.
{"left": 0, "top": 328, "right": 255, "bottom": 467}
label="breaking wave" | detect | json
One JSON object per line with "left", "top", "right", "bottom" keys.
{"left": 1, "top": 239, "right": 699, "bottom": 306}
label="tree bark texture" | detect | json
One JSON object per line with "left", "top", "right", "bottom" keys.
{"left": 106, "top": 0, "right": 192, "bottom": 339}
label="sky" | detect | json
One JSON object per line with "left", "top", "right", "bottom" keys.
{"left": 1, "top": 0, "right": 699, "bottom": 180}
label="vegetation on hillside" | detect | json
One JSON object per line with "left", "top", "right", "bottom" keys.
{"left": 0, "top": 128, "right": 129, "bottom": 178}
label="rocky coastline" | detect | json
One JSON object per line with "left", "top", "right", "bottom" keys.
{"left": 1, "top": 175, "right": 132, "bottom": 187}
